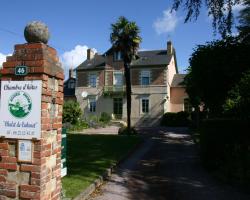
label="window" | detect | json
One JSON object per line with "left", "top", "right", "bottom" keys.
{"left": 184, "top": 98, "right": 192, "bottom": 113}
{"left": 89, "top": 74, "right": 97, "bottom": 87}
{"left": 141, "top": 97, "right": 149, "bottom": 113}
{"left": 113, "top": 72, "right": 123, "bottom": 86}
{"left": 68, "top": 80, "right": 75, "bottom": 89}
{"left": 114, "top": 51, "right": 123, "bottom": 61}
{"left": 113, "top": 72, "right": 123, "bottom": 91}
{"left": 141, "top": 70, "right": 150, "bottom": 86}
{"left": 89, "top": 97, "right": 96, "bottom": 112}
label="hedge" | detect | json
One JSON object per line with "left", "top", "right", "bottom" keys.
{"left": 161, "top": 111, "right": 190, "bottom": 127}
{"left": 200, "top": 119, "right": 250, "bottom": 183}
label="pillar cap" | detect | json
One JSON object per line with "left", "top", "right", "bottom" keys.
{"left": 24, "top": 21, "right": 50, "bottom": 44}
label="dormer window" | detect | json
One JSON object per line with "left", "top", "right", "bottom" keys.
{"left": 68, "top": 80, "right": 75, "bottom": 89}
{"left": 114, "top": 51, "right": 123, "bottom": 61}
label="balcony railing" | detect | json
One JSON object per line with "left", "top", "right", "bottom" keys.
{"left": 103, "top": 85, "right": 126, "bottom": 97}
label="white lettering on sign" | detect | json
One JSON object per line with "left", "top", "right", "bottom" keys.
{"left": 0, "top": 81, "right": 42, "bottom": 139}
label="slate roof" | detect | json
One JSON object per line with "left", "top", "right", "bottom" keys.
{"left": 77, "top": 54, "right": 105, "bottom": 70}
{"left": 76, "top": 49, "right": 175, "bottom": 70}
{"left": 171, "top": 74, "right": 186, "bottom": 87}
{"left": 131, "top": 50, "right": 171, "bottom": 66}
{"left": 64, "top": 78, "right": 76, "bottom": 97}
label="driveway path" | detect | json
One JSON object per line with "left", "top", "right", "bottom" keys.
{"left": 89, "top": 127, "right": 250, "bottom": 200}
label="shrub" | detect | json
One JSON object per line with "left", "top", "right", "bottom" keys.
{"left": 118, "top": 126, "right": 137, "bottom": 135}
{"left": 223, "top": 70, "right": 250, "bottom": 120}
{"left": 161, "top": 111, "right": 190, "bottom": 127}
{"left": 86, "top": 115, "right": 99, "bottom": 128}
{"left": 68, "top": 120, "right": 89, "bottom": 131}
{"left": 99, "top": 112, "right": 111, "bottom": 124}
{"left": 200, "top": 119, "right": 250, "bottom": 183}
{"left": 63, "top": 101, "right": 82, "bottom": 124}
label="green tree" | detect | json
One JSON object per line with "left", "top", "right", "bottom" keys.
{"left": 238, "top": 0, "right": 250, "bottom": 42}
{"left": 185, "top": 37, "right": 250, "bottom": 116}
{"left": 171, "top": 0, "right": 242, "bottom": 37}
{"left": 110, "top": 16, "right": 142, "bottom": 132}
{"left": 63, "top": 101, "right": 82, "bottom": 124}
{"left": 224, "top": 70, "right": 250, "bottom": 119}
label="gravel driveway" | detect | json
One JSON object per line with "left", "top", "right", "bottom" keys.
{"left": 89, "top": 127, "right": 250, "bottom": 200}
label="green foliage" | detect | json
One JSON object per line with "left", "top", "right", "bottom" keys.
{"left": 86, "top": 113, "right": 111, "bottom": 128}
{"left": 99, "top": 112, "right": 112, "bottom": 124}
{"left": 68, "top": 120, "right": 89, "bottom": 131}
{"left": 238, "top": 0, "right": 250, "bottom": 43}
{"left": 118, "top": 126, "right": 138, "bottom": 135}
{"left": 63, "top": 101, "right": 82, "bottom": 124}
{"left": 185, "top": 37, "right": 250, "bottom": 116}
{"left": 110, "top": 16, "right": 142, "bottom": 62}
{"left": 171, "top": 0, "right": 242, "bottom": 37}
{"left": 86, "top": 114, "right": 99, "bottom": 128}
{"left": 223, "top": 70, "right": 250, "bottom": 119}
{"left": 161, "top": 111, "right": 190, "bottom": 127}
{"left": 103, "top": 90, "right": 126, "bottom": 97}
{"left": 200, "top": 119, "right": 250, "bottom": 183}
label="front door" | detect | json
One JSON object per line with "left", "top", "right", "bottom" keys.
{"left": 113, "top": 98, "right": 123, "bottom": 119}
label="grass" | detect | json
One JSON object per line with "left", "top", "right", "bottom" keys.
{"left": 62, "top": 134, "right": 141, "bottom": 198}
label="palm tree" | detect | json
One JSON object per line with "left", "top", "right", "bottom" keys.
{"left": 110, "top": 16, "right": 142, "bottom": 132}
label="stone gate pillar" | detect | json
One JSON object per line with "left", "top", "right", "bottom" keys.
{"left": 0, "top": 22, "right": 64, "bottom": 200}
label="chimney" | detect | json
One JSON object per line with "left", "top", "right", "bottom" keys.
{"left": 69, "top": 67, "right": 74, "bottom": 78}
{"left": 167, "top": 41, "right": 173, "bottom": 55}
{"left": 87, "top": 48, "right": 95, "bottom": 60}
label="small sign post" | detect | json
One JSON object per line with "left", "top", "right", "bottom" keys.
{"left": 15, "top": 66, "right": 28, "bottom": 76}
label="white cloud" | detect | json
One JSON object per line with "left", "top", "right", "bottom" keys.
{"left": 153, "top": 9, "right": 180, "bottom": 34}
{"left": 60, "top": 45, "right": 97, "bottom": 73}
{"left": 0, "top": 53, "right": 11, "bottom": 68}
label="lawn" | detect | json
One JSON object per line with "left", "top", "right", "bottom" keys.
{"left": 62, "top": 134, "right": 141, "bottom": 198}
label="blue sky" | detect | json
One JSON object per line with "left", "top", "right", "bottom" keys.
{"left": 0, "top": 0, "right": 244, "bottom": 76}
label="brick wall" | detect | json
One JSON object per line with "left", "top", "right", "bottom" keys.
{"left": 131, "top": 69, "right": 140, "bottom": 85}
{"left": 77, "top": 71, "right": 88, "bottom": 87}
{"left": 106, "top": 55, "right": 124, "bottom": 70}
{"left": 77, "top": 70, "right": 104, "bottom": 87}
{"left": 151, "top": 68, "right": 165, "bottom": 85}
{"left": 131, "top": 67, "right": 165, "bottom": 85}
{"left": 0, "top": 43, "right": 63, "bottom": 200}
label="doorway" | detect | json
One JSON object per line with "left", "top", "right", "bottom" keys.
{"left": 113, "top": 98, "right": 123, "bottom": 119}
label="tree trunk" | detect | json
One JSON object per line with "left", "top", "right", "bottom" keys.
{"left": 124, "top": 62, "right": 131, "bottom": 133}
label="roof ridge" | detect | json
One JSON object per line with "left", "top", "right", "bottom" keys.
{"left": 138, "top": 49, "right": 167, "bottom": 52}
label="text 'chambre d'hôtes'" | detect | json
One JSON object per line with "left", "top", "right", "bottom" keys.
{"left": 3, "top": 83, "right": 38, "bottom": 91}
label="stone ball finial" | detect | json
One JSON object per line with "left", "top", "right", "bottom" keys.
{"left": 24, "top": 21, "right": 50, "bottom": 44}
